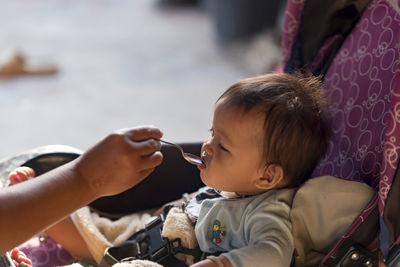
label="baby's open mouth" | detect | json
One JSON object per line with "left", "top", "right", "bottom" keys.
{"left": 198, "top": 157, "right": 206, "bottom": 169}
{"left": 198, "top": 164, "right": 206, "bottom": 170}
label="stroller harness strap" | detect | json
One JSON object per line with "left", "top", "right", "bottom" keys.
{"left": 99, "top": 206, "right": 206, "bottom": 267}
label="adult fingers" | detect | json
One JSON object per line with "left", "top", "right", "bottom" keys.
{"left": 121, "top": 125, "right": 163, "bottom": 142}
{"left": 139, "top": 150, "right": 163, "bottom": 170}
{"left": 134, "top": 138, "right": 162, "bottom": 156}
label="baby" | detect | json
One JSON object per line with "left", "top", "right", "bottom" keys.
{"left": 185, "top": 72, "right": 330, "bottom": 267}
{"left": 10, "top": 72, "right": 330, "bottom": 267}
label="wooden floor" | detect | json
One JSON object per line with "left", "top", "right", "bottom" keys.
{"left": 0, "top": 0, "right": 280, "bottom": 159}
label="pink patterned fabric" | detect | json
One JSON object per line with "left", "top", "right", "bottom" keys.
{"left": 311, "top": 0, "right": 400, "bottom": 215}
{"left": 18, "top": 236, "right": 76, "bottom": 267}
{"left": 281, "top": 0, "right": 305, "bottom": 67}
{"left": 279, "top": 0, "right": 400, "bottom": 263}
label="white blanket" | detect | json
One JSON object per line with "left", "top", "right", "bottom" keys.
{"left": 70, "top": 207, "right": 154, "bottom": 264}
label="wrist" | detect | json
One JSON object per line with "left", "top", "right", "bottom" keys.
{"left": 64, "top": 158, "right": 100, "bottom": 202}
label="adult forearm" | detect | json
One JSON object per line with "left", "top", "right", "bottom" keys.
{"left": 0, "top": 161, "right": 95, "bottom": 254}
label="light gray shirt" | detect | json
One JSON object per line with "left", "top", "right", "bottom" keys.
{"left": 185, "top": 187, "right": 295, "bottom": 267}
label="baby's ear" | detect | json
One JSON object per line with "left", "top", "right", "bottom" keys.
{"left": 255, "top": 164, "right": 285, "bottom": 190}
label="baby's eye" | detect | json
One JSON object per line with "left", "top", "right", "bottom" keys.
{"left": 219, "top": 143, "right": 229, "bottom": 152}
{"left": 209, "top": 128, "right": 215, "bottom": 137}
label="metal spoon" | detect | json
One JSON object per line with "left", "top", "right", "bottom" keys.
{"left": 160, "top": 140, "right": 204, "bottom": 166}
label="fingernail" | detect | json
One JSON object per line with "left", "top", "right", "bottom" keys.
{"left": 14, "top": 173, "right": 23, "bottom": 183}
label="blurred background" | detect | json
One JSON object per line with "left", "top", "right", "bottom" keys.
{"left": 0, "top": 0, "right": 284, "bottom": 160}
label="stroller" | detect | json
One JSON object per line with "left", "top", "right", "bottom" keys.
{"left": 1, "top": 0, "right": 399, "bottom": 266}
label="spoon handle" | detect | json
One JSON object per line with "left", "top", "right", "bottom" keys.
{"left": 159, "top": 139, "right": 174, "bottom": 146}
{"left": 159, "top": 139, "right": 203, "bottom": 165}
{"left": 159, "top": 139, "right": 184, "bottom": 153}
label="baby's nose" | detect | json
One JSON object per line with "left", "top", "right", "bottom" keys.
{"left": 203, "top": 144, "right": 213, "bottom": 156}
{"left": 201, "top": 140, "right": 213, "bottom": 156}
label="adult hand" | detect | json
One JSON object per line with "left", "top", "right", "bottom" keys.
{"left": 74, "top": 125, "right": 164, "bottom": 198}
{"left": 0, "top": 125, "right": 164, "bottom": 254}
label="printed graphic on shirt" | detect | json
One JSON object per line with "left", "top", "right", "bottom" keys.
{"left": 211, "top": 220, "right": 226, "bottom": 243}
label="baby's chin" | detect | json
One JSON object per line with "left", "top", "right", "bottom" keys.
{"left": 199, "top": 172, "right": 218, "bottom": 189}
{"left": 199, "top": 172, "right": 208, "bottom": 185}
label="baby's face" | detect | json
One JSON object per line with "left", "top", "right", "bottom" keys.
{"left": 198, "top": 99, "right": 266, "bottom": 195}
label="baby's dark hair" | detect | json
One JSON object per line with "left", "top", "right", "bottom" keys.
{"left": 218, "top": 72, "right": 331, "bottom": 187}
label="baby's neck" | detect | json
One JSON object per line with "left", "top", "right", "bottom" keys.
{"left": 219, "top": 191, "right": 241, "bottom": 198}
{"left": 220, "top": 189, "right": 272, "bottom": 198}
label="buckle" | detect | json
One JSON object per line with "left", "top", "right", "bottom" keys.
{"left": 170, "top": 238, "right": 205, "bottom": 262}
{"left": 337, "top": 245, "right": 378, "bottom": 267}
{"left": 101, "top": 206, "right": 201, "bottom": 266}
{"left": 142, "top": 214, "right": 171, "bottom": 262}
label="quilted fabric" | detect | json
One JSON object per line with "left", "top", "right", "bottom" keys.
{"left": 281, "top": 0, "right": 305, "bottom": 68}
{"left": 281, "top": 0, "right": 400, "bottom": 262}
{"left": 311, "top": 0, "right": 400, "bottom": 215}
{"left": 18, "top": 236, "right": 77, "bottom": 267}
